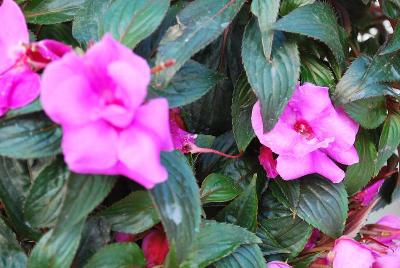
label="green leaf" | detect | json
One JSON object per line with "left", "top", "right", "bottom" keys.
{"left": 273, "top": 3, "right": 346, "bottom": 67}
{"left": 5, "top": 100, "right": 43, "bottom": 120}
{"left": 250, "top": 0, "right": 280, "bottom": 59}
{"left": 216, "top": 175, "right": 258, "bottom": 232}
{"left": 150, "top": 151, "right": 201, "bottom": 263}
{"left": 382, "top": 0, "right": 400, "bottom": 19}
{"left": 0, "top": 217, "right": 28, "bottom": 268}
{"left": 84, "top": 243, "right": 145, "bottom": 268}
{"left": 0, "top": 113, "right": 61, "bottom": 159}
{"left": 75, "top": 217, "right": 111, "bottom": 268}
{"left": 28, "top": 220, "right": 85, "bottom": 268}
{"left": 181, "top": 221, "right": 261, "bottom": 268}
{"left": 344, "top": 131, "right": 378, "bottom": 195}
{"left": 37, "top": 24, "right": 79, "bottom": 46}
{"left": 381, "top": 24, "right": 400, "bottom": 55}
{"left": 280, "top": 0, "right": 315, "bottom": 16}
{"left": 72, "top": 0, "right": 113, "bottom": 44}
{"left": 24, "top": 159, "right": 70, "bottom": 228}
{"left": 25, "top": 0, "right": 86, "bottom": 24}
{"left": 99, "top": 191, "right": 160, "bottom": 234}
{"left": 271, "top": 176, "right": 348, "bottom": 237}
{"left": 257, "top": 191, "right": 312, "bottom": 257}
{"left": 290, "top": 253, "right": 322, "bottom": 268}
{"left": 334, "top": 55, "right": 400, "bottom": 104}
{"left": 242, "top": 18, "right": 300, "bottom": 132}
{"left": 376, "top": 113, "right": 400, "bottom": 172}
{"left": 0, "top": 157, "right": 40, "bottom": 240}
{"left": 200, "top": 173, "right": 241, "bottom": 204}
{"left": 213, "top": 244, "right": 265, "bottom": 268}
{"left": 344, "top": 97, "right": 388, "bottom": 129}
{"left": 150, "top": 60, "right": 220, "bottom": 108}
{"left": 231, "top": 74, "right": 257, "bottom": 151}
{"left": 300, "top": 55, "right": 336, "bottom": 89}
{"left": 53, "top": 174, "right": 116, "bottom": 232}
{"left": 103, "top": 0, "right": 170, "bottom": 48}
{"left": 154, "top": 0, "right": 246, "bottom": 87}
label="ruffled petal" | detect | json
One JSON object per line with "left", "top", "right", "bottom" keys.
{"left": 326, "top": 145, "right": 359, "bottom": 165}
{"left": 312, "top": 150, "right": 345, "bottom": 183}
{"left": 332, "top": 237, "right": 375, "bottom": 268}
{"left": 62, "top": 121, "right": 119, "bottom": 173}
{"left": 276, "top": 153, "right": 315, "bottom": 180}
{"left": 118, "top": 125, "right": 168, "bottom": 189}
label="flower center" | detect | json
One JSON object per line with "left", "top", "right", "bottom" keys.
{"left": 293, "top": 119, "right": 314, "bottom": 139}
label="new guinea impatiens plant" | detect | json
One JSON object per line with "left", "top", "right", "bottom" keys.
{"left": 0, "top": 0, "right": 400, "bottom": 267}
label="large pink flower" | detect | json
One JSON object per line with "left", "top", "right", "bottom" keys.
{"left": 0, "top": 0, "right": 70, "bottom": 116}
{"left": 331, "top": 236, "right": 375, "bottom": 268}
{"left": 267, "top": 261, "right": 292, "bottom": 268}
{"left": 252, "top": 83, "right": 359, "bottom": 183}
{"left": 40, "top": 34, "right": 173, "bottom": 189}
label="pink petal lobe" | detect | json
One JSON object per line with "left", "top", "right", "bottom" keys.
{"left": 118, "top": 126, "right": 168, "bottom": 189}
{"left": 258, "top": 146, "right": 278, "bottom": 178}
{"left": 276, "top": 153, "right": 315, "bottom": 180}
{"left": 142, "top": 229, "right": 169, "bottom": 268}
{"left": 134, "top": 98, "right": 174, "bottom": 152}
{"left": 311, "top": 150, "right": 346, "bottom": 183}
{"left": 354, "top": 179, "right": 384, "bottom": 206}
{"left": 62, "top": 122, "right": 119, "bottom": 173}
{"left": 267, "top": 261, "right": 292, "bottom": 268}
{"left": 332, "top": 237, "right": 375, "bottom": 268}
{"left": 0, "top": 0, "right": 29, "bottom": 73}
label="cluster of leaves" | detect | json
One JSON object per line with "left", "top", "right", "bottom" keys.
{"left": 1, "top": 0, "right": 400, "bottom": 267}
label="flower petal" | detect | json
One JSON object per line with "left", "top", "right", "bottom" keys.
{"left": 0, "top": 0, "right": 29, "bottom": 73}
{"left": 332, "top": 237, "right": 375, "bottom": 268}
{"left": 62, "top": 121, "right": 119, "bottom": 173}
{"left": 312, "top": 150, "right": 345, "bottom": 183}
{"left": 118, "top": 126, "right": 168, "bottom": 189}
{"left": 259, "top": 146, "right": 278, "bottom": 178}
{"left": 8, "top": 69, "right": 40, "bottom": 109}
{"left": 326, "top": 145, "right": 359, "bottom": 166}
{"left": 134, "top": 98, "right": 174, "bottom": 152}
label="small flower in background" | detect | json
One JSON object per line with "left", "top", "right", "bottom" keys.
{"left": 252, "top": 83, "right": 359, "bottom": 183}
{"left": 267, "top": 260, "right": 292, "bottom": 268}
{"left": 114, "top": 232, "right": 136, "bottom": 243}
{"left": 40, "top": 34, "right": 173, "bottom": 189}
{"left": 258, "top": 146, "right": 278, "bottom": 178}
{"left": 169, "top": 108, "right": 197, "bottom": 153}
{"left": 0, "top": 0, "right": 70, "bottom": 116}
{"left": 353, "top": 179, "right": 385, "bottom": 206}
{"left": 142, "top": 228, "right": 169, "bottom": 268}
{"left": 330, "top": 236, "right": 376, "bottom": 268}
{"left": 304, "top": 229, "right": 320, "bottom": 251}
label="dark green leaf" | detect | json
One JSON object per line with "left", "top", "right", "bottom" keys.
{"left": 0, "top": 157, "right": 40, "bottom": 240}
{"left": 213, "top": 244, "right": 265, "bottom": 268}
{"left": 290, "top": 253, "right": 321, "bottom": 268}
{"left": 381, "top": 24, "right": 400, "bottom": 55}
{"left": 231, "top": 74, "right": 256, "bottom": 151}
{"left": 273, "top": 3, "right": 346, "bottom": 67}
{"left": 0, "top": 217, "right": 27, "bottom": 268}
{"left": 25, "top": 0, "right": 86, "bottom": 24}
{"left": 72, "top": 0, "right": 113, "bottom": 44}
{"left": 242, "top": 18, "right": 300, "bottom": 132}
{"left": 103, "top": 0, "right": 170, "bottom": 48}
{"left": 54, "top": 174, "right": 116, "bottom": 232}
{"left": 84, "top": 243, "right": 145, "bottom": 268}
{"left": 334, "top": 55, "right": 400, "bottom": 104}
{"left": 24, "top": 159, "right": 70, "bottom": 228}
{"left": 200, "top": 173, "right": 241, "bottom": 204}
{"left": 28, "top": 220, "right": 85, "bottom": 268}
{"left": 382, "top": 0, "right": 400, "bottom": 19}
{"left": 344, "top": 131, "right": 378, "bottom": 195}
{"left": 181, "top": 221, "right": 261, "bottom": 268}
{"left": 250, "top": 0, "right": 280, "bottom": 59}
{"left": 280, "top": 0, "right": 315, "bottom": 16}
{"left": 99, "top": 191, "right": 159, "bottom": 234}
{"left": 154, "top": 0, "right": 246, "bottom": 87}
{"left": 75, "top": 217, "right": 111, "bottom": 268}
{"left": 150, "top": 151, "right": 201, "bottom": 263}
{"left": 5, "top": 100, "right": 42, "bottom": 120}
{"left": 344, "top": 97, "right": 388, "bottom": 129}
{"left": 216, "top": 175, "right": 258, "bottom": 232}
{"left": 376, "top": 113, "right": 400, "bottom": 172}
{"left": 37, "top": 24, "right": 79, "bottom": 46}
{"left": 257, "top": 191, "right": 312, "bottom": 257}
{"left": 150, "top": 60, "right": 220, "bottom": 108}
{"left": 271, "top": 176, "right": 348, "bottom": 237}
{"left": 300, "top": 55, "right": 335, "bottom": 89}
{"left": 0, "top": 113, "right": 61, "bottom": 159}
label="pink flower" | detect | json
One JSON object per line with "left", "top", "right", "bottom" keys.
{"left": 40, "top": 34, "right": 173, "bottom": 189}
{"left": 353, "top": 179, "right": 384, "bottom": 206}
{"left": 375, "top": 214, "right": 400, "bottom": 244}
{"left": 267, "top": 261, "right": 292, "bottom": 268}
{"left": 0, "top": 0, "right": 70, "bottom": 116}
{"left": 252, "top": 83, "right": 359, "bottom": 183}
{"left": 331, "top": 236, "right": 375, "bottom": 268}
{"left": 304, "top": 229, "right": 320, "bottom": 251}
{"left": 169, "top": 108, "right": 197, "bottom": 153}
{"left": 142, "top": 228, "right": 169, "bottom": 268}
{"left": 258, "top": 146, "right": 278, "bottom": 178}
{"left": 373, "top": 247, "right": 400, "bottom": 268}
{"left": 114, "top": 232, "right": 135, "bottom": 243}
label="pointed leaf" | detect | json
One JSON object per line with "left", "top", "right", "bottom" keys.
{"left": 376, "top": 113, "right": 400, "bottom": 172}
{"left": 214, "top": 244, "right": 265, "bottom": 268}
{"left": 200, "top": 173, "right": 241, "bottom": 204}
{"left": 25, "top": 0, "right": 86, "bottom": 24}
{"left": 0, "top": 217, "right": 27, "bottom": 268}
{"left": 345, "top": 97, "right": 388, "bottom": 129}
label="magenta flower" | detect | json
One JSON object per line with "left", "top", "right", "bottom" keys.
{"left": 375, "top": 214, "right": 400, "bottom": 244}
{"left": 353, "top": 179, "right": 384, "bottom": 206}
{"left": 374, "top": 247, "right": 400, "bottom": 268}
{"left": 252, "top": 83, "right": 359, "bottom": 183}
{"left": 169, "top": 108, "right": 197, "bottom": 153}
{"left": 40, "top": 34, "right": 173, "bottom": 189}
{"left": 267, "top": 261, "right": 292, "bottom": 268}
{"left": 331, "top": 236, "right": 375, "bottom": 268}
{"left": 0, "top": 0, "right": 70, "bottom": 116}
{"left": 258, "top": 146, "right": 278, "bottom": 178}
